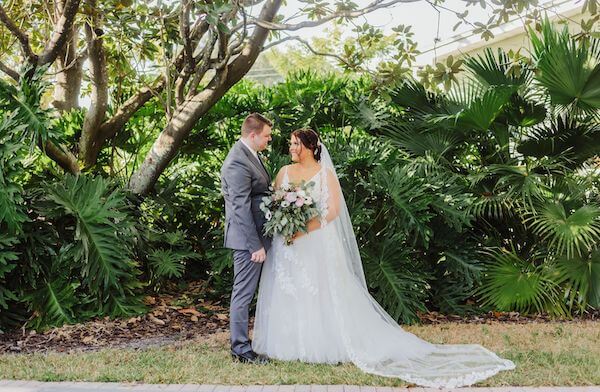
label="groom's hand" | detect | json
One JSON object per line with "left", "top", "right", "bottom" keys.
{"left": 251, "top": 247, "right": 266, "bottom": 263}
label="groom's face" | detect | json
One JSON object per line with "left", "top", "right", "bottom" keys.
{"left": 251, "top": 124, "right": 272, "bottom": 152}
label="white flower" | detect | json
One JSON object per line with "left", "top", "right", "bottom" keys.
{"left": 281, "top": 201, "right": 290, "bottom": 208}
{"left": 297, "top": 190, "right": 307, "bottom": 198}
{"left": 305, "top": 197, "right": 313, "bottom": 205}
{"left": 265, "top": 210, "right": 272, "bottom": 221}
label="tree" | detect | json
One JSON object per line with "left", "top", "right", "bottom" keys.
{"left": 0, "top": 0, "right": 585, "bottom": 195}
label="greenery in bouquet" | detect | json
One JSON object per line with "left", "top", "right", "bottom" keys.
{"left": 260, "top": 181, "right": 321, "bottom": 245}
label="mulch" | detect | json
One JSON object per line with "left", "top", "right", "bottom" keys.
{"left": 1, "top": 281, "right": 598, "bottom": 355}
{"left": 0, "top": 281, "right": 231, "bottom": 354}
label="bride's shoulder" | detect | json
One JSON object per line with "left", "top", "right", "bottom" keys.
{"left": 322, "top": 166, "right": 335, "bottom": 177}
{"left": 275, "top": 164, "right": 292, "bottom": 184}
{"left": 277, "top": 164, "right": 294, "bottom": 175}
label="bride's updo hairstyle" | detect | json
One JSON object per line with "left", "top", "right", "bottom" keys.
{"left": 291, "top": 128, "right": 322, "bottom": 161}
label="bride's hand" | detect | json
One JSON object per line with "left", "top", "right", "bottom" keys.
{"left": 292, "top": 218, "right": 320, "bottom": 243}
{"left": 292, "top": 231, "right": 306, "bottom": 242}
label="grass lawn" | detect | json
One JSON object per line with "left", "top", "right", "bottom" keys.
{"left": 0, "top": 321, "right": 598, "bottom": 386}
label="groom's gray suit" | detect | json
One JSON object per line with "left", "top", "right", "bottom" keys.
{"left": 220, "top": 140, "right": 272, "bottom": 356}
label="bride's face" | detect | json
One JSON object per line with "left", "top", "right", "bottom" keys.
{"left": 289, "top": 135, "right": 303, "bottom": 162}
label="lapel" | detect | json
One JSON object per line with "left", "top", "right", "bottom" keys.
{"left": 238, "top": 140, "right": 270, "bottom": 182}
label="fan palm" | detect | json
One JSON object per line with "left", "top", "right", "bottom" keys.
{"left": 479, "top": 247, "right": 566, "bottom": 315}
{"left": 553, "top": 251, "right": 600, "bottom": 311}
{"left": 526, "top": 202, "right": 600, "bottom": 258}
{"left": 529, "top": 19, "right": 600, "bottom": 114}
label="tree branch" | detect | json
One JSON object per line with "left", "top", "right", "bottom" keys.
{"left": 0, "top": 59, "right": 19, "bottom": 81}
{"left": 128, "top": 0, "right": 283, "bottom": 195}
{"left": 0, "top": 6, "right": 37, "bottom": 62}
{"left": 188, "top": 28, "right": 219, "bottom": 96}
{"left": 262, "top": 35, "right": 353, "bottom": 68}
{"left": 37, "top": 0, "right": 81, "bottom": 65}
{"left": 248, "top": 0, "right": 417, "bottom": 31}
{"left": 44, "top": 140, "right": 80, "bottom": 174}
{"left": 98, "top": 79, "right": 166, "bottom": 142}
{"left": 227, "top": 0, "right": 281, "bottom": 81}
{"left": 180, "top": 0, "right": 194, "bottom": 75}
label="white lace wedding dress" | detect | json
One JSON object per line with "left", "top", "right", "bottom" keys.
{"left": 253, "top": 145, "right": 515, "bottom": 388}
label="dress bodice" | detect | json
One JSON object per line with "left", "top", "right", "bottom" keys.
{"left": 282, "top": 165, "right": 329, "bottom": 227}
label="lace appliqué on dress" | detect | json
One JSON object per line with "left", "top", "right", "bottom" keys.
{"left": 273, "top": 167, "right": 319, "bottom": 297}
{"left": 319, "top": 168, "right": 329, "bottom": 228}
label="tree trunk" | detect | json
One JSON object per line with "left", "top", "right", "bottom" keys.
{"left": 128, "top": 0, "right": 282, "bottom": 195}
{"left": 79, "top": 6, "right": 108, "bottom": 168}
{"left": 128, "top": 79, "right": 229, "bottom": 195}
{"left": 52, "top": 26, "right": 82, "bottom": 111}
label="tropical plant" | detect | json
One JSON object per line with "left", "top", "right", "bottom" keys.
{"left": 373, "top": 19, "right": 600, "bottom": 317}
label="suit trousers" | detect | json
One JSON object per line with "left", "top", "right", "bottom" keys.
{"left": 230, "top": 249, "right": 263, "bottom": 355}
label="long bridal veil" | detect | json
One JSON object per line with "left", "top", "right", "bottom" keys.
{"left": 317, "top": 142, "right": 515, "bottom": 388}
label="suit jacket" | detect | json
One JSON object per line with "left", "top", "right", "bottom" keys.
{"left": 220, "top": 140, "right": 272, "bottom": 253}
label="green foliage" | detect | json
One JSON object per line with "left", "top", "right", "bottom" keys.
{"left": 41, "top": 175, "right": 144, "bottom": 315}
{"left": 362, "top": 235, "right": 429, "bottom": 324}
{"left": 0, "top": 67, "right": 59, "bottom": 147}
{"left": 478, "top": 248, "right": 565, "bottom": 316}
{"left": 529, "top": 19, "right": 600, "bottom": 113}
{"left": 0, "top": 112, "right": 29, "bottom": 234}
{"left": 0, "top": 73, "right": 147, "bottom": 329}
{"left": 0, "top": 235, "right": 19, "bottom": 311}
{"left": 373, "top": 19, "right": 600, "bottom": 318}
{"left": 527, "top": 203, "right": 600, "bottom": 258}
{"left": 25, "top": 278, "right": 79, "bottom": 329}
{"left": 1, "top": 20, "right": 599, "bottom": 331}
{"left": 553, "top": 251, "right": 600, "bottom": 309}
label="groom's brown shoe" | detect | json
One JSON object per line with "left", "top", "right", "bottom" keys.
{"left": 231, "top": 350, "right": 269, "bottom": 364}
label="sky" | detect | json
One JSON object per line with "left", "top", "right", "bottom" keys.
{"left": 273, "top": 0, "right": 584, "bottom": 65}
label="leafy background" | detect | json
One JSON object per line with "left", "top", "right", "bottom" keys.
{"left": 0, "top": 21, "right": 599, "bottom": 331}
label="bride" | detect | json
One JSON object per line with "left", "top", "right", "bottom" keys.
{"left": 253, "top": 128, "right": 515, "bottom": 388}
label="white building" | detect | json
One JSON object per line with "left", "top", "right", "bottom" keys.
{"left": 421, "top": 1, "right": 590, "bottom": 65}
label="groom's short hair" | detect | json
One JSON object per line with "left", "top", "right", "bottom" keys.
{"left": 242, "top": 113, "right": 272, "bottom": 136}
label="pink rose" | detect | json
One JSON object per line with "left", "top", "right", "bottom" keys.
{"left": 285, "top": 192, "right": 297, "bottom": 203}
{"left": 295, "top": 198, "right": 305, "bottom": 207}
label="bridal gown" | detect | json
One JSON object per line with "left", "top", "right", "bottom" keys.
{"left": 253, "top": 161, "right": 515, "bottom": 388}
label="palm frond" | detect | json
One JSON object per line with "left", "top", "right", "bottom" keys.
{"left": 478, "top": 247, "right": 566, "bottom": 315}
{"left": 378, "top": 122, "right": 461, "bottom": 161}
{"left": 526, "top": 202, "right": 600, "bottom": 258}
{"left": 517, "top": 114, "right": 600, "bottom": 165}
{"left": 529, "top": 19, "right": 600, "bottom": 113}
{"left": 458, "top": 85, "right": 517, "bottom": 131}
{"left": 388, "top": 79, "right": 444, "bottom": 116}
{"left": 464, "top": 47, "right": 532, "bottom": 87}
{"left": 553, "top": 251, "right": 600, "bottom": 310}
{"left": 486, "top": 163, "right": 550, "bottom": 208}
{"left": 148, "top": 249, "right": 200, "bottom": 280}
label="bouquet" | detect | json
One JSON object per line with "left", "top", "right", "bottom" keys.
{"left": 260, "top": 180, "right": 321, "bottom": 245}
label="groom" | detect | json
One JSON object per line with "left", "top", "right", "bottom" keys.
{"left": 220, "top": 113, "right": 273, "bottom": 364}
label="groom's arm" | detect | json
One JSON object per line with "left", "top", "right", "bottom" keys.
{"left": 223, "top": 159, "right": 264, "bottom": 254}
